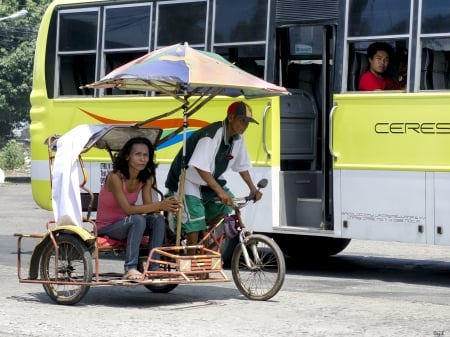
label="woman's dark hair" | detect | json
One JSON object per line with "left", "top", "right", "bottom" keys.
{"left": 113, "top": 137, "right": 163, "bottom": 199}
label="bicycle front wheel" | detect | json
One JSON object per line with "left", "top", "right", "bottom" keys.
{"left": 231, "top": 234, "right": 285, "bottom": 301}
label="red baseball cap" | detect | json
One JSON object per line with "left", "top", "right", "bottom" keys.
{"left": 227, "top": 101, "right": 258, "bottom": 124}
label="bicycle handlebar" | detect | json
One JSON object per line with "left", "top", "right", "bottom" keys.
{"left": 210, "top": 178, "right": 268, "bottom": 209}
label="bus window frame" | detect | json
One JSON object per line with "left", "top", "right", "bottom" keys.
{"left": 211, "top": 0, "right": 270, "bottom": 80}
{"left": 341, "top": 0, "right": 414, "bottom": 93}
{"left": 416, "top": 0, "right": 450, "bottom": 91}
{"left": 55, "top": 7, "right": 100, "bottom": 97}
{"left": 154, "top": 0, "right": 209, "bottom": 50}
{"left": 51, "top": 0, "right": 272, "bottom": 98}
{"left": 101, "top": 3, "right": 154, "bottom": 96}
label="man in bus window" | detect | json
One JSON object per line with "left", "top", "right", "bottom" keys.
{"left": 359, "top": 42, "right": 401, "bottom": 91}
{"left": 165, "top": 101, "right": 263, "bottom": 254}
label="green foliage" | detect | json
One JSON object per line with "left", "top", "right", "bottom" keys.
{"left": 0, "top": 0, "right": 52, "bottom": 140}
{"left": 0, "top": 139, "right": 25, "bottom": 170}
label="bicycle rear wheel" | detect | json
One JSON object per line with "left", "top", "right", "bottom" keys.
{"left": 231, "top": 234, "right": 285, "bottom": 301}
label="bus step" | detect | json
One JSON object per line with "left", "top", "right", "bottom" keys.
{"left": 296, "top": 198, "right": 322, "bottom": 228}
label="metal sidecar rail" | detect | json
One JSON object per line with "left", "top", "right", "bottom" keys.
{"left": 14, "top": 230, "right": 229, "bottom": 287}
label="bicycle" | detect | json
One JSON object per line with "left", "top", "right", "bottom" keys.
{"left": 197, "top": 178, "right": 286, "bottom": 301}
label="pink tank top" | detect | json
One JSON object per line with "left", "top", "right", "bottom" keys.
{"left": 96, "top": 176, "right": 143, "bottom": 230}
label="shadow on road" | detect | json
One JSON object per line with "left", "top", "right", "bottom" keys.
{"left": 285, "top": 253, "right": 450, "bottom": 287}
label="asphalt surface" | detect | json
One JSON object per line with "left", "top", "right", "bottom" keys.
{"left": 1, "top": 182, "right": 450, "bottom": 337}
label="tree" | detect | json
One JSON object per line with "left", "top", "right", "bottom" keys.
{"left": 0, "top": 0, "right": 52, "bottom": 146}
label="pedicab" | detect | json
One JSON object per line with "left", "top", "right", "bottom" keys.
{"left": 14, "top": 42, "right": 289, "bottom": 305}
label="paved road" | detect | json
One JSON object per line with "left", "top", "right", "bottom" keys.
{"left": 1, "top": 182, "right": 450, "bottom": 337}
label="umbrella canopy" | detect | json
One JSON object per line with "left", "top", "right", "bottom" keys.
{"left": 83, "top": 42, "right": 289, "bottom": 246}
{"left": 84, "top": 42, "right": 289, "bottom": 99}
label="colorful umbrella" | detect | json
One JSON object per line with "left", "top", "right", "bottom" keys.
{"left": 83, "top": 42, "right": 289, "bottom": 245}
{"left": 84, "top": 42, "right": 289, "bottom": 99}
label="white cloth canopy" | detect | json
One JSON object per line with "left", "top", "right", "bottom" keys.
{"left": 51, "top": 124, "right": 104, "bottom": 226}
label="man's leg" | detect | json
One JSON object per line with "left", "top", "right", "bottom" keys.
{"left": 182, "top": 194, "right": 207, "bottom": 254}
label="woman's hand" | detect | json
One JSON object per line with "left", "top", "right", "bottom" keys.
{"left": 159, "top": 196, "right": 180, "bottom": 212}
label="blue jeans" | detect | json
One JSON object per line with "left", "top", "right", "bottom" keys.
{"left": 98, "top": 213, "right": 165, "bottom": 272}
{"left": 144, "top": 213, "right": 166, "bottom": 270}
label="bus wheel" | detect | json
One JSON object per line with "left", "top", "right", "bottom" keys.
{"left": 277, "top": 235, "right": 351, "bottom": 259}
{"left": 40, "top": 234, "right": 93, "bottom": 305}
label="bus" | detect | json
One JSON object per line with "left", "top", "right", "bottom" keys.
{"left": 30, "top": 0, "right": 450, "bottom": 260}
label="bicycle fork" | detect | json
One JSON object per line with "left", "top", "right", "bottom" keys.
{"left": 237, "top": 232, "right": 262, "bottom": 270}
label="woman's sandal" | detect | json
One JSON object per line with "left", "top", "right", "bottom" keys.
{"left": 123, "top": 269, "right": 142, "bottom": 281}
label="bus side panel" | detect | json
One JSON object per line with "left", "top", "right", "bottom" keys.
{"left": 336, "top": 169, "right": 427, "bottom": 243}
{"left": 30, "top": 97, "right": 276, "bottom": 211}
{"left": 434, "top": 172, "right": 450, "bottom": 245}
{"left": 332, "top": 93, "right": 450, "bottom": 171}
{"left": 332, "top": 93, "right": 450, "bottom": 245}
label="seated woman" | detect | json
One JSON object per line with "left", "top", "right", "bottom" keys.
{"left": 95, "top": 137, "right": 180, "bottom": 281}
{"left": 359, "top": 42, "right": 401, "bottom": 91}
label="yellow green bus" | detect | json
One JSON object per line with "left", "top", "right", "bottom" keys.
{"left": 30, "top": 0, "right": 450, "bottom": 259}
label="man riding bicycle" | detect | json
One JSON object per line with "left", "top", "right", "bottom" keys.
{"left": 165, "top": 101, "right": 263, "bottom": 253}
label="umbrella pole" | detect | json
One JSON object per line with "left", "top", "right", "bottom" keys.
{"left": 175, "top": 98, "right": 189, "bottom": 246}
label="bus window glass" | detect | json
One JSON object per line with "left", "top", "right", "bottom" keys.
{"left": 214, "top": 0, "right": 268, "bottom": 43}
{"left": 289, "top": 26, "right": 323, "bottom": 58}
{"left": 58, "top": 11, "right": 98, "bottom": 51}
{"left": 156, "top": 1, "right": 207, "bottom": 47}
{"left": 347, "top": 40, "right": 408, "bottom": 91}
{"left": 214, "top": 45, "right": 265, "bottom": 78}
{"left": 347, "top": 0, "right": 410, "bottom": 37}
{"left": 59, "top": 54, "right": 96, "bottom": 96}
{"left": 105, "top": 6, "right": 151, "bottom": 49}
{"left": 421, "top": 1, "right": 450, "bottom": 34}
{"left": 420, "top": 38, "right": 450, "bottom": 90}
{"left": 58, "top": 10, "right": 98, "bottom": 96}
{"left": 104, "top": 51, "right": 147, "bottom": 95}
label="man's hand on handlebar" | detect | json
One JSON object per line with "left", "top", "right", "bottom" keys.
{"left": 252, "top": 190, "right": 263, "bottom": 202}
{"left": 217, "top": 189, "right": 233, "bottom": 206}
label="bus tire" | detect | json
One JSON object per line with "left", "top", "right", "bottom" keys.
{"left": 138, "top": 257, "right": 178, "bottom": 293}
{"left": 276, "top": 235, "right": 351, "bottom": 259}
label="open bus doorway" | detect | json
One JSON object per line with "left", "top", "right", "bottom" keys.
{"left": 274, "top": 24, "right": 351, "bottom": 258}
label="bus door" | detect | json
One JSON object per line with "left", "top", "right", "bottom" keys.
{"left": 276, "top": 24, "right": 335, "bottom": 231}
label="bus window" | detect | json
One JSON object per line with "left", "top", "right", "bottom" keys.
{"left": 348, "top": 0, "right": 410, "bottom": 37}
{"left": 103, "top": 4, "right": 152, "bottom": 96}
{"left": 420, "top": 42, "right": 450, "bottom": 90}
{"left": 57, "top": 9, "right": 99, "bottom": 96}
{"left": 420, "top": 2, "right": 450, "bottom": 90}
{"left": 214, "top": 0, "right": 268, "bottom": 43}
{"left": 347, "top": 41, "right": 408, "bottom": 91}
{"left": 214, "top": 45, "right": 265, "bottom": 78}
{"left": 212, "top": 0, "right": 269, "bottom": 80}
{"left": 156, "top": 1, "right": 207, "bottom": 47}
{"left": 421, "top": 0, "right": 450, "bottom": 34}
{"left": 285, "top": 26, "right": 323, "bottom": 100}
{"left": 104, "top": 5, "right": 151, "bottom": 50}
{"left": 344, "top": 0, "right": 412, "bottom": 92}
{"left": 104, "top": 51, "right": 147, "bottom": 96}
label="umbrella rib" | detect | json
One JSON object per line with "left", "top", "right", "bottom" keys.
{"left": 156, "top": 88, "right": 224, "bottom": 147}
{"left": 134, "top": 105, "right": 184, "bottom": 127}
{"left": 142, "top": 80, "right": 186, "bottom": 103}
